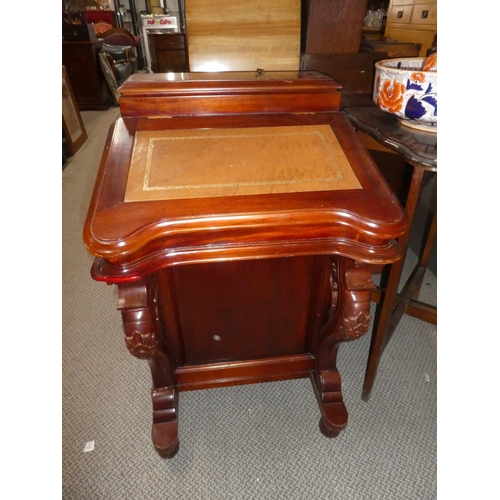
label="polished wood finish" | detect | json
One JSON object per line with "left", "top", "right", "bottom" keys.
{"left": 185, "top": 0, "right": 300, "bottom": 71}
{"left": 83, "top": 72, "right": 407, "bottom": 457}
{"left": 117, "top": 71, "right": 342, "bottom": 119}
{"left": 117, "top": 279, "right": 179, "bottom": 458}
{"left": 148, "top": 34, "right": 189, "bottom": 73}
{"left": 62, "top": 40, "right": 113, "bottom": 110}
{"left": 343, "top": 107, "right": 436, "bottom": 170}
{"left": 301, "top": 0, "right": 368, "bottom": 55}
{"left": 342, "top": 106, "right": 436, "bottom": 401}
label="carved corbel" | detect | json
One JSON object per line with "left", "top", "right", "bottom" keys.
{"left": 117, "top": 278, "right": 179, "bottom": 458}
{"left": 312, "top": 256, "right": 374, "bottom": 437}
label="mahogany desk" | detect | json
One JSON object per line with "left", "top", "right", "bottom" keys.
{"left": 342, "top": 106, "right": 437, "bottom": 401}
{"left": 83, "top": 72, "right": 407, "bottom": 457}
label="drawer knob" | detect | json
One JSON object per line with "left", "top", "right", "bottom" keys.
{"left": 397, "top": 11, "right": 403, "bottom": 18}
{"left": 421, "top": 10, "right": 429, "bottom": 18}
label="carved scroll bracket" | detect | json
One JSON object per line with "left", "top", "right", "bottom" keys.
{"left": 117, "top": 278, "right": 179, "bottom": 458}
{"left": 312, "top": 256, "right": 375, "bottom": 438}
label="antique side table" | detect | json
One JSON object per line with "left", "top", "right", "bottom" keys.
{"left": 342, "top": 106, "right": 437, "bottom": 401}
{"left": 83, "top": 72, "right": 407, "bottom": 457}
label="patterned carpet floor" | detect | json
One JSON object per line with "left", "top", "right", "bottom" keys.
{"left": 63, "top": 107, "right": 436, "bottom": 499}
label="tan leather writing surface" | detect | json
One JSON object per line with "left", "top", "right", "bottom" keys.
{"left": 124, "top": 125, "right": 362, "bottom": 202}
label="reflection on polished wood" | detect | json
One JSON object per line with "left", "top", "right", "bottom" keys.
{"left": 185, "top": 0, "right": 300, "bottom": 71}
{"left": 83, "top": 73, "right": 407, "bottom": 457}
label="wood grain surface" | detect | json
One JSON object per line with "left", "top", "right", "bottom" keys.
{"left": 185, "top": 0, "right": 301, "bottom": 71}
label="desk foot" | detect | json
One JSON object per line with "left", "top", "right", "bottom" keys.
{"left": 153, "top": 432, "right": 179, "bottom": 459}
{"left": 151, "top": 387, "right": 179, "bottom": 458}
{"left": 117, "top": 279, "right": 180, "bottom": 459}
{"left": 311, "top": 370, "right": 348, "bottom": 437}
{"left": 319, "top": 417, "right": 342, "bottom": 438}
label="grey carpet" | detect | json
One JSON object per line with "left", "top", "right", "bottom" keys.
{"left": 62, "top": 107, "right": 437, "bottom": 499}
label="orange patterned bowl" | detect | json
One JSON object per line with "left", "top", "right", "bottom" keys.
{"left": 373, "top": 57, "right": 437, "bottom": 133}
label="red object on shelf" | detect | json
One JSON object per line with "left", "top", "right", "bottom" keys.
{"left": 84, "top": 10, "right": 117, "bottom": 27}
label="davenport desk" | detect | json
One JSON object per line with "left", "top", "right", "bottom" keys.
{"left": 83, "top": 72, "right": 407, "bottom": 457}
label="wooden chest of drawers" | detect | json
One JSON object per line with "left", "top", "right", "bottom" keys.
{"left": 384, "top": 0, "right": 437, "bottom": 56}
{"left": 148, "top": 33, "right": 189, "bottom": 73}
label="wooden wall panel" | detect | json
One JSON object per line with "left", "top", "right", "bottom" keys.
{"left": 302, "top": 0, "right": 368, "bottom": 55}
{"left": 185, "top": 0, "right": 301, "bottom": 71}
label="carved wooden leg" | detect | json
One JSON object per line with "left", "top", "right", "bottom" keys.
{"left": 117, "top": 279, "right": 179, "bottom": 458}
{"left": 312, "top": 256, "right": 374, "bottom": 437}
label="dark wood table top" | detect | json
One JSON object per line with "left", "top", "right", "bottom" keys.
{"left": 342, "top": 106, "right": 437, "bottom": 172}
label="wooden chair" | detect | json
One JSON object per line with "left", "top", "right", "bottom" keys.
{"left": 100, "top": 28, "right": 140, "bottom": 77}
{"left": 102, "top": 44, "right": 136, "bottom": 86}
{"left": 100, "top": 27, "right": 140, "bottom": 48}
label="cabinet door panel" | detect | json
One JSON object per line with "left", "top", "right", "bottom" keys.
{"left": 167, "top": 257, "right": 319, "bottom": 366}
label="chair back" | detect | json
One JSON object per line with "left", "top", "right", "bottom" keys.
{"left": 101, "top": 28, "right": 139, "bottom": 47}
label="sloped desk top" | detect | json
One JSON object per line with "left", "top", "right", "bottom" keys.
{"left": 125, "top": 124, "right": 362, "bottom": 202}
{"left": 83, "top": 72, "right": 407, "bottom": 278}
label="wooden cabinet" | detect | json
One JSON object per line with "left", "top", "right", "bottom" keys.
{"left": 62, "top": 41, "right": 113, "bottom": 110}
{"left": 384, "top": 0, "right": 437, "bottom": 56}
{"left": 148, "top": 33, "right": 189, "bottom": 73}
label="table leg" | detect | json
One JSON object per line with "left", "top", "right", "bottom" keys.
{"left": 117, "top": 279, "right": 179, "bottom": 458}
{"left": 362, "top": 165, "right": 426, "bottom": 401}
{"left": 410, "top": 208, "right": 437, "bottom": 301}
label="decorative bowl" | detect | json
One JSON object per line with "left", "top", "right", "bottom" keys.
{"left": 373, "top": 57, "right": 437, "bottom": 133}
